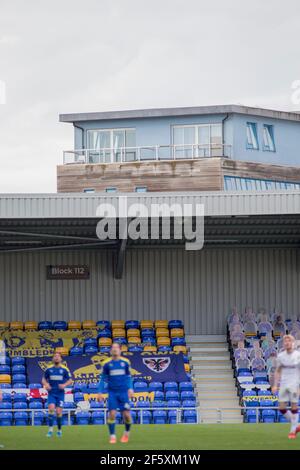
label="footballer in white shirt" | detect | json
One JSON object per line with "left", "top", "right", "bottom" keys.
{"left": 272, "top": 335, "right": 300, "bottom": 439}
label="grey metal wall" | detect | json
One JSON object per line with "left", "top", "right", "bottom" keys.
{"left": 0, "top": 247, "right": 299, "bottom": 334}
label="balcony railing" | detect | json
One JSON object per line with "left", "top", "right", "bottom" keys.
{"left": 63, "top": 144, "right": 232, "bottom": 165}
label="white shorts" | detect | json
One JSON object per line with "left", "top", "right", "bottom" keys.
{"left": 278, "top": 385, "right": 299, "bottom": 404}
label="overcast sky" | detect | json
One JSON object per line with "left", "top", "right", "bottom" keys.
{"left": 0, "top": 0, "right": 300, "bottom": 192}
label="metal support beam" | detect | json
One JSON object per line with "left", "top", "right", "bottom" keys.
{"left": 115, "top": 237, "right": 127, "bottom": 280}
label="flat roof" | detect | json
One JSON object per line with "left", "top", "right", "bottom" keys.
{"left": 59, "top": 104, "right": 300, "bottom": 124}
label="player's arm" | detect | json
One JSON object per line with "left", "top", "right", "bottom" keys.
{"left": 97, "top": 362, "right": 108, "bottom": 401}
{"left": 58, "top": 368, "right": 73, "bottom": 390}
{"left": 42, "top": 368, "right": 51, "bottom": 391}
{"left": 272, "top": 365, "right": 282, "bottom": 394}
{"left": 125, "top": 361, "right": 134, "bottom": 399}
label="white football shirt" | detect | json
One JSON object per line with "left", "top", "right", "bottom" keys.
{"left": 277, "top": 349, "right": 300, "bottom": 388}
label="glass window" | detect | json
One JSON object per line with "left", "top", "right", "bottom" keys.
{"left": 87, "top": 128, "right": 136, "bottom": 163}
{"left": 105, "top": 187, "right": 117, "bottom": 193}
{"left": 173, "top": 123, "right": 223, "bottom": 158}
{"left": 262, "top": 124, "right": 275, "bottom": 152}
{"left": 246, "top": 122, "right": 259, "bottom": 150}
{"left": 135, "top": 186, "right": 147, "bottom": 193}
{"left": 83, "top": 188, "right": 95, "bottom": 193}
{"left": 173, "top": 126, "right": 195, "bottom": 158}
{"left": 210, "top": 124, "right": 222, "bottom": 157}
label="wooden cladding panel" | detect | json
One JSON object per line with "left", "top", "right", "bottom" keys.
{"left": 222, "top": 159, "right": 300, "bottom": 182}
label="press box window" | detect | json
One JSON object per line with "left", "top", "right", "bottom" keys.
{"left": 83, "top": 188, "right": 95, "bottom": 193}
{"left": 135, "top": 186, "right": 147, "bottom": 193}
{"left": 246, "top": 122, "right": 259, "bottom": 150}
{"left": 262, "top": 124, "right": 275, "bottom": 152}
{"left": 105, "top": 187, "right": 117, "bottom": 193}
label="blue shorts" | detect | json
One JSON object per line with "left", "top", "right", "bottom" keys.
{"left": 108, "top": 391, "right": 130, "bottom": 412}
{"left": 47, "top": 391, "right": 64, "bottom": 408}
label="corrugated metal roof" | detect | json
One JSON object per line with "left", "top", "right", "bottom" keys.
{"left": 0, "top": 191, "right": 299, "bottom": 219}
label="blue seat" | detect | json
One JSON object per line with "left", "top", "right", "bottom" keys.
{"left": 258, "top": 390, "right": 271, "bottom": 397}
{"left": 12, "top": 374, "right": 26, "bottom": 384}
{"left": 12, "top": 365, "right": 26, "bottom": 375}
{"left": 29, "top": 383, "right": 42, "bottom": 389}
{"left": 137, "top": 410, "right": 152, "bottom": 424}
{"left": 0, "top": 412, "right": 13, "bottom": 426}
{"left": 74, "top": 392, "right": 84, "bottom": 402}
{"left": 169, "top": 320, "right": 184, "bottom": 329}
{"left": 259, "top": 400, "right": 274, "bottom": 408}
{"left": 142, "top": 337, "right": 156, "bottom": 345}
{"left": 125, "top": 320, "right": 140, "bottom": 330}
{"left": 154, "top": 391, "right": 165, "bottom": 401}
{"left": 171, "top": 338, "right": 186, "bottom": 347}
{"left": 13, "top": 383, "right": 27, "bottom": 389}
{"left": 245, "top": 409, "right": 259, "bottom": 423}
{"left": 128, "top": 346, "right": 143, "bottom": 352}
{"left": 90, "top": 401, "right": 102, "bottom": 409}
{"left": 182, "top": 400, "right": 196, "bottom": 408}
{"left": 63, "top": 402, "right": 76, "bottom": 409}
{"left": 0, "top": 365, "right": 10, "bottom": 375}
{"left": 148, "top": 382, "right": 163, "bottom": 392}
{"left": 166, "top": 391, "right": 179, "bottom": 401}
{"left": 0, "top": 356, "right": 11, "bottom": 366}
{"left": 0, "top": 383, "right": 11, "bottom": 389}
{"left": 114, "top": 337, "right": 127, "bottom": 345}
{"left": 141, "top": 328, "right": 155, "bottom": 337}
{"left": 88, "top": 383, "right": 99, "bottom": 392}
{"left": 14, "top": 411, "right": 28, "bottom": 426}
{"left": 14, "top": 393, "right": 27, "bottom": 403}
{"left": 1, "top": 393, "right": 12, "bottom": 403}
{"left": 183, "top": 355, "right": 189, "bottom": 364}
{"left": 262, "top": 409, "right": 276, "bottom": 423}
{"left": 167, "top": 400, "right": 181, "bottom": 408}
{"left": 91, "top": 411, "right": 105, "bottom": 425}
{"left": 237, "top": 368, "right": 251, "bottom": 375}
{"left": 76, "top": 411, "right": 90, "bottom": 425}
{"left": 278, "top": 413, "right": 289, "bottom": 423}
{"left": 99, "top": 346, "right": 111, "bottom": 354}
{"left": 70, "top": 346, "right": 84, "bottom": 356}
{"left": 152, "top": 401, "right": 166, "bottom": 409}
{"left": 179, "top": 381, "right": 193, "bottom": 392}
{"left": 130, "top": 410, "right": 137, "bottom": 424}
{"left": 62, "top": 412, "right": 75, "bottom": 425}
{"left": 253, "top": 371, "right": 268, "bottom": 381}
{"left": 183, "top": 410, "right": 197, "bottom": 423}
{"left": 84, "top": 338, "right": 97, "bottom": 347}
{"left": 134, "top": 381, "right": 148, "bottom": 392}
{"left": 38, "top": 321, "right": 53, "bottom": 330}
{"left": 0, "top": 402, "right": 11, "bottom": 409}
{"left": 13, "top": 402, "right": 27, "bottom": 410}
{"left": 84, "top": 345, "right": 98, "bottom": 355}
{"left": 53, "top": 321, "right": 68, "bottom": 330}
{"left": 96, "top": 320, "right": 111, "bottom": 330}
{"left": 73, "top": 383, "right": 83, "bottom": 392}
{"left": 97, "top": 329, "right": 112, "bottom": 338}
{"left": 29, "top": 401, "right": 43, "bottom": 410}
{"left": 158, "top": 346, "right": 172, "bottom": 352}
{"left": 11, "top": 357, "right": 25, "bottom": 366}
{"left": 30, "top": 411, "right": 45, "bottom": 425}
{"left": 181, "top": 391, "right": 196, "bottom": 401}
{"left": 153, "top": 410, "right": 167, "bottom": 424}
{"left": 164, "top": 382, "right": 178, "bottom": 392}
{"left": 136, "top": 400, "right": 150, "bottom": 409}
{"left": 243, "top": 390, "right": 257, "bottom": 397}
{"left": 168, "top": 410, "right": 178, "bottom": 424}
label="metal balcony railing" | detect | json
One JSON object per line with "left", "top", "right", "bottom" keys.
{"left": 63, "top": 144, "right": 232, "bottom": 165}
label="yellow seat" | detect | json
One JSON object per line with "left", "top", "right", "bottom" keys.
{"left": 143, "top": 345, "right": 157, "bottom": 352}
{"left": 68, "top": 321, "right": 82, "bottom": 330}
{"left": 0, "top": 374, "right": 11, "bottom": 384}
{"left": 112, "top": 320, "right": 125, "bottom": 329}
{"left": 127, "top": 329, "right": 141, "bottom": 338}
{"left": 121, "top": 344, "right": 128, "bottom": 352}
{"left": 112, "top": 328, "right": 126, "bottom": 338}
{"left": 99, "top": 337, "right": 112, "bottom": 347}
{"left": 10, "top": 321, "right": 24, "bottom": 330}
{"left": 157, "top": 337, "right": 171, "bottom": 347}
{"left": 82, "top": 320, "right": 96, "bottom": 330}
{"left": 154, "top": 320, "right": 168, "bottom": 329}
{"left": 24, "top": 321, "right": 38, "bottom": 330}
{"left": 156, "top": 327, "right": 169, "bottom": 337}
{"left": 0, "top": 321, "right": 9, "bottom": 330}
{"left": 170, "top": 328, "right": 184, "bottom": 338}
{"left": 184, "top": 363, "right": 190, "bottom": 373}
{"left": 140, "top": 320, "right": 153, "bottom": 329}
{"left": 128, "top": 336, "right": 141, "bottom": 344}
{"left": 55, "top": 347, "right": 69, "bottom": 356}
{"left": 173, "top": 345, "right": 187, "bottom": 354}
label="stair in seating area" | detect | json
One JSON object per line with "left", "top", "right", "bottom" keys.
{"left": 186, "top": 334, "right": 243, "bottom": 424}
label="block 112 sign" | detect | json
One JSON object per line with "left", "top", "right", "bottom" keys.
{"left": 46, "top": 265, "right": 90, "bottom": 280}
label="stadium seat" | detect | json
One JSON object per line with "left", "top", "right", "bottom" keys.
{"left": 84, "top": 337, "right": 97, "bottom": 347}
{"left": 140, "top": 320, "right": 153, "bottom": 329}
{"left": 257, "top": 390, "right": 271, "bottom": 397}
{"left": 82, "top": 320, "right": 96, "bottom": 329}
{"left": 13, "top": 383, "right": 27, "bottom": 389}
{"left": 0, "top": 375, "right": 11, "bottom": 384}
{"left": 158, "top": 346, "right": 172, "bottom": 352}
{"left": 97, "top": 329, "right": 111, "bottom": 338}
{"left": 245, "top": 410, "right": 259, "bottom": 423}
{"left": 0, "top": 321, "right": 9, "bottom": 329}
{"left": 15, "top": 411, "right": 28, "bottom": 426}
{"left": 74, "top": 392, "right": 84, "bottom": 402}
{"left": 182, "top": 400, "right": 196, "bottom": 408}
{"left": 30, "top": 411, "right": 45, "bottom": 425}
{"left": 0, "top": 402, "right": 11, "bottom": 409}
{"left": 153, "top": 410, "right": 167, "bottom": 424}
{"left": 168, "top": 410, "right": 178, "bottom": 424}
{"left": 134, "top": 381, "right": 148, "bottom": 392}
{"left": 12, "top": 365, "right": 26, "bottom": 375}
{"left": 166, "top": 391, "right": 179, "bottom": 401}
{"left": 0, "top": 357, "right": 11, "bottom": 366}
{"left": 10, "top": 321, "right": 24, "bottom": 330}
{"left": 11, "top": 357, "right": 25, "bottom": 366}
{"left": 68, "top": 321, "right": 81, "bottom": 330}
{"left": 1, "top": 393, "right": 11, "bottom": 402}
{"left": 184, "top": 364, "right": 191, "bottom": 373}
{"left": 13, "top": 402, "right": 27, "bottom": 410}
{"left": 173, "top": 345, "right": 187, "bottom": 354}
{"left": 13, "top": 393, "right": 27, "bottom": 403}
{"left": 0, "top": 412, "right": 13, "bottom": 426}
{"left": 167, "top": 400, "right": 181, "bottom": 408}
{"left": 29, "top": 401, "right": 43, "bottom": 410}
{"left": 164, "top": 382, "right": 178, "bottom": 392}
{"left": 111, "top": 320, "right": 125, "bottom": 329}
{"left": 128, "top": 345, "right": 143, "bottom": 352}
{"left": 183, "top": 410, "right": 197, "bottom": 423}
{"left": 155, "top": 320, "right": 168, "bottom": 329}
{"left": 96, "top": 320, "right": 111, "bottom": 330}
{"left": 128, "top": 336, "right": 141, "bottom": 345}
{"left": 181, "top": 391, "right": 196, "bottom": 401}
{"left": 171, "top": 338, "right": 186, "bottom": 346}
{"left": 143, "top": 346, "right": 157, "bottom": 352}
{"left": 91, "top": 411, "right": 105, "bottom": 425}
{"left": 0, "top": 383, "right": 11, "bottom": 389}
{"left": 84, "top": 345, "right": 98, "bottom": 355}
{"left": 141, "top": 328, "right": 155, "bottom": 337}
{"left": 127, "top": 328, "right": 141, "bottom": 338}
{"left": 130, "top": 411, "right": 137, "bottom": 424}
{"left": 12, "top": 374, "right": 26, "bottom": 384}
{"left": 156, "top": 328, "right": 169, "bottom": 337}
{"left": 114, "top": 337, "right": 127, "bottom": 345}
{"left": 38, "top": 321, "right": 53, "bottom": 330}
{"left": 149, "top": 382, "right": 163, "bottom": 392}
{"left": 53, "top": 321, "right": 68, "bottom": 330}
{"left": 90, "top": 401, "right": 102, "bottom": 409}
{"left": 142, "top": 337, "right": 156, "bottom": 345}
{"left": 125, "top": 320, "right": 140, "bottom": 330}
{"left": 0, "top": 365, "right": 10, "bottom": 375}
{"left": 157, "top": 337, "right": 171, "bottom": 347}
{"left": 121, "top": 344, "right": 128, "bottom": 352}
{"left": 136, "top": 400, "right": 151, "bottom": 409}
{"left": 76, "top": 411, "right": 90, "bottom": 425}
{"left": 99, "top": 346, "right": 111, "bottom": 353}
{"left": 99, "top": 337, "right": 112, "bottom": 347}
{"left": 137, "top": 410, "right": 152, "bottom": 424}
{"left": 24, "top": 321, "right": 38, "bottom": 330}
{"left": 112, "top": 328, "right": 126, "bottom": 338}
{"left": 170, "top": 328, "right": 184, "bottom": 338}
{"left": 70, "top": 346, "right": 84, "bottom": 356}
{"left": 154, "top": 391, "right": 164, "bottom": 401}
{"left": 55, "top": 347, "right": 69, "bottom": 356}
{"left": 262, "top": 409, "right": 276, "bottom": 423}
{"left": 169, "top": 320, "right": 184, "bottom": 329}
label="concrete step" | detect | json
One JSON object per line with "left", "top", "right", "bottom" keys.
{"left": 186, "top": 335, "right": 227, "bottom": 342}
{"left": 197, "top": 392, "right": 238, "bottom": 399}
{"left": 189, "top": 347, "right": 229, "bottom": 354}
{"left": 192, "top": 360, "right": 232, "bottom": 367}
{"left": 192, "top": 364, "right": 232, "bottom": 370}
{"left": 188, "top": 342, "right": 228, "bottom": 349}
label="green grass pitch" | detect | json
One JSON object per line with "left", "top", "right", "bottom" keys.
{"left": 0, "top": 424, "right": 300, "bottom": 450}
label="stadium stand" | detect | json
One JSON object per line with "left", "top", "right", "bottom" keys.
{"left": 0, "top": 319, "right": 196, "bottom": 426}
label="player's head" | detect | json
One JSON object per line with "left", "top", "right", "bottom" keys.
{"left": 283, "top": 334, "right": 295, "bottom": 352}
{"left": 110, "top": 342, "right": 122, "bottom": 358}
{"left": 53, "top": 352, "right": 63, "bottom": 365}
